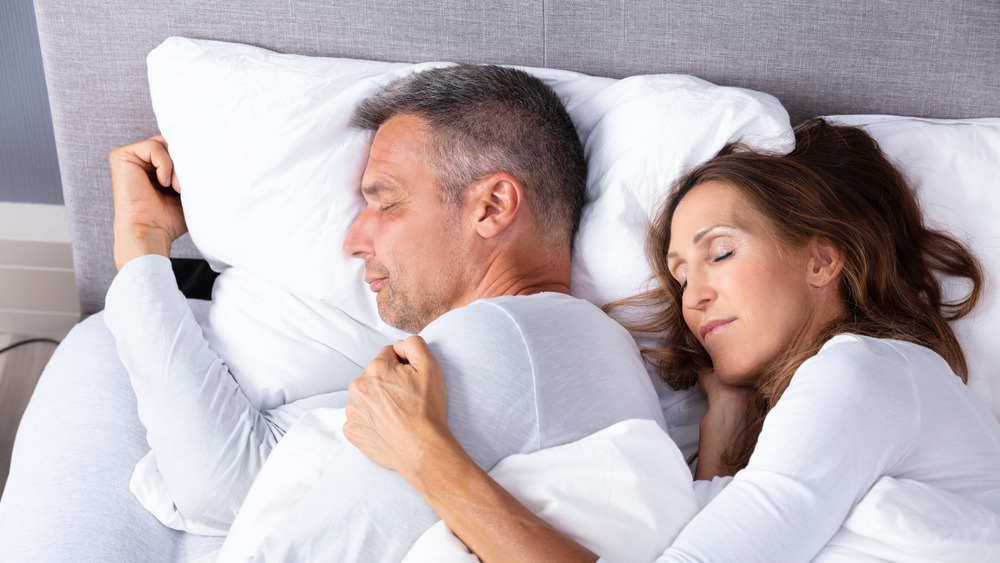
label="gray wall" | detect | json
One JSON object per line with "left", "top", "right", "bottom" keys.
{"left": 1, "top": 0, "right": 62, "bottom": 205}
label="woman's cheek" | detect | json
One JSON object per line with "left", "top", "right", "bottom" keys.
{"left": 681, "top": 310, "right": 699, "bottom": 342}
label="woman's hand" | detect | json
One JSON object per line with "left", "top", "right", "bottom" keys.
{"left": 695, "top": 370, "right": 752, "bottom": 480}
{"left": 344, "top": 336, "right": 457, "bottom": 479}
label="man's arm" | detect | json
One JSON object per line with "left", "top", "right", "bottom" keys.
{"left": 345, "top": 336, "right": 599, "bottom": 562}
{"left": 106, "top": 138, "right": 299, "bottom": 529}
{"left": 104, "top": 254, "right": 285, "bottom": 530}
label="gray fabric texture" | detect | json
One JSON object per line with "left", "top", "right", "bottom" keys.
{"left": 0, "top": 306, "right": 224, "bottom": 562}
{"left": 12, "top": 1, "right": 1000, "bottom": 560}
{"left": 32, "top": 0, "right": 1000, "bottom": 315}
{"left": 544, "top": 1, "right": 1000, "bottom": 119}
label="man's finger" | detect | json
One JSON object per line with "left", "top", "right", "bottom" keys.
{"left": 118, "top": 137, "right": 173, "bottom": 188}
{"left": 344, "top": 399, "right": 367, "bottom": 426}
{"left": 347, "top": 377, "right": 362, "bottom": 398}
{"left": 393, "top": 336, "right": 434, "bottom": 370}
{"left": 145, "top": 140, "right": 174, "bottom": 188}
{"left": 171, "top": 170, "right": 182, "bottom": 194}
{"left": 373, "top": 343, "right": 401, "bottom": 365}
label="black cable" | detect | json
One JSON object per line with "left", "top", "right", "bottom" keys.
{"left": 0, "top": 338, "right": 61, "bottom": 356}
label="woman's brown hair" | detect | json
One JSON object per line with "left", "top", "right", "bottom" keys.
{"left": 613, "top": 118, "right": 983, "bottom": 472}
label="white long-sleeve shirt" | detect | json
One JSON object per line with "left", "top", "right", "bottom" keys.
{"left": 105, "top": 254, "right": 667, "bottom": 560}
{"left": 105, "top": 256, "right": 360, "bottom": 533}
{"left": 656, "top": 334, "right": 1000, "bottom": 562}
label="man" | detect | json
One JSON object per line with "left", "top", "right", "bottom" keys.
{"left": 106, "top": 64, "right": 664, "bottom": 559}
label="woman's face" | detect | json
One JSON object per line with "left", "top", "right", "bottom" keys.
{"left": 666, "top": 180, "right": 827, "bottom": 386}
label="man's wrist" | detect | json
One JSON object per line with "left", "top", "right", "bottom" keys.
{"left": 401, "top": 428, "right": 471, "bottom": 498}
{"left": 113, "top": 225, "right": 174, "bottom": 271}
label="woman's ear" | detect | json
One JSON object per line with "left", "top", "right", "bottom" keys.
{"left": 470, "top": 172, "right": 523, "bottom": 239}
{"left": 807, "top": 236, "right": 844, "bottom": 288}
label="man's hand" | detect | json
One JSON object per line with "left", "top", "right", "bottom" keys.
{"left": 344, "top": 336, "right": 456, "bottom": 479}
{"left": 110, "top": 135, "right": 187, "bottom": 271}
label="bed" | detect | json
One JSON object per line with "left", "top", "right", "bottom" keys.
{"left": 1, "top": 1, "right": 999, "bottom": 561}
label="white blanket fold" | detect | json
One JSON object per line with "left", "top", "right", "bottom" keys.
{"left": 814, "top": 476, "right": 1000, "bottom": 562}
{"left": 206, "top": 415, "right": 697, "bottom": 562}
{"left": 205, "top": 413, "right": 1000, "bottom": 562}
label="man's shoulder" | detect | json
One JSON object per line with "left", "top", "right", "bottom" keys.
{"left": 483, "top": 291, "right": 601, "bottom": 317}
{"left": 419, "top": 292, "right": 638, "bottom": 366}
{"left": 425, "top": 292, "right": 618, "bottom": 336}
{"left": 422, "top": 293, "right": 663, "bottom": 435}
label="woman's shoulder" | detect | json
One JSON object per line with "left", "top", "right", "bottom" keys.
{"left": 765, "top": 335, "right": 927, "bottom": 445}
{"left": 788, "top": 334, "right": 942, "bottom": 407}
{"left": 811, "top": 334, "right": 950, "bottom": 373}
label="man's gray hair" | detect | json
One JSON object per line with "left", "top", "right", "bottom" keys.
{"left": 351, "top": 64, "right": 587, "bottom": 248}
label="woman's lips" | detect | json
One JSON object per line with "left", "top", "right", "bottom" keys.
{"left": 700, "top": 318, "right": 734, "bottom": 340}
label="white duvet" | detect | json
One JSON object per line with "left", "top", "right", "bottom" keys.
{"left": 203, "top": 413, "right": 1000, "bottom": 563}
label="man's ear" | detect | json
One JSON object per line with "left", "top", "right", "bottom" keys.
{"left": 806, "top": 235, "right": 844, "bottom": 289}
{"left": 469, "top": 172, "right": 523, "bottom": 239}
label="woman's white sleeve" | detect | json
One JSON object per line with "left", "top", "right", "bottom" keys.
{"left": 655, "top": 338, "right": 920, "bottom": 562}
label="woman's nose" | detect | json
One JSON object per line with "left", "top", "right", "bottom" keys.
{"left": 682, "top": 272, "right": 714, "bottom": 310}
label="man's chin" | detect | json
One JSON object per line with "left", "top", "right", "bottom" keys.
{"left": 375, "top": 289, "right": 450, "bottom": 334}
{"left": 381, "top": 317, "right": 422, "bottom": 335}
{"left": 377, "top": 305, "right": 433, "bottom": 335}
{"left": 376, "top": 303, "right": 417, "bottom": 334}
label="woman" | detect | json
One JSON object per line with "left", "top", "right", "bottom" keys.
{"left": 343, "top": 119, "right": 1000, "bottom": 561}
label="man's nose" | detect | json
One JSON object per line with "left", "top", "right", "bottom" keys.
{"left": 342, "top": 212, "right": 372, "bottom": 259}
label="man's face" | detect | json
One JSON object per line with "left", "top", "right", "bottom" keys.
{"left": 343, "top": 114, "right": 475, "bottom": 333}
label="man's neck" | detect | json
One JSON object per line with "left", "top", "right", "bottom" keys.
{"left": 471, "top": 252, "right": 572, "bottom": 300}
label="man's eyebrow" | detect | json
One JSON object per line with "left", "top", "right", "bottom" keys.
{"left": 361, "top": 182, "right": 399, "bottom": 198}
{"left": 666, "top": 224, "right": 736, "bottom": 260}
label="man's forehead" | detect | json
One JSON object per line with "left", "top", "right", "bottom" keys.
{"left": 360, "top": 114, "right": 436, "bottom": 199}
{"left": 370, "top": 114, "right": 430, "bottom": 158}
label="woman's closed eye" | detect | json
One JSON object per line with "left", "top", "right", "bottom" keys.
{"left": 677, "top": 250, "right": 733, "bottom": 292}
{"left": 670, "top": 265, "right": 688, "bottom": 293}
{"left": 713, "top": 250, "right": 734, "bottom": 262}
{"left": 671, "top": 240, "right": 734, "bottom": 293}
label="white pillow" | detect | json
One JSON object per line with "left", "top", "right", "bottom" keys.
{"left": 554, "top": 72, "right": 795, "bottom": 306}
{"left": 146, "top": 36, "right": 793, "bottom": 414}
{"left": 826, "top": 116, "right": 1000, "bottom": 419}
{"left": 147, "top": 39, "right": 423, "bottom": 408}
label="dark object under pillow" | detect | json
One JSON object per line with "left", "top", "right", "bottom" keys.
{"left": 171, "top": 258, "right": 219, "bottom": 301}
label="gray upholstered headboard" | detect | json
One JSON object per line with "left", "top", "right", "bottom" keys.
{"left": 33, "top": 0, "right": 1000, "bottom": 316}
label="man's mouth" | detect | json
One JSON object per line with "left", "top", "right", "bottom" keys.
{"left": 366, "top": 277, "right": 387, "bottom": 293}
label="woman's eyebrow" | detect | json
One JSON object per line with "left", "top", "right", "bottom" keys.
{"left": 693, "top": 224, "right": 736, "bottom": 244}
{"left": 667, "top": 224, "right": 736, "bottom": 259}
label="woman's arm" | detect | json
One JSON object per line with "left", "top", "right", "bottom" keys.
{"left": 659, "top": 337, "right": 922, "bottom": 562}
{"left": 693, "top": 371, "right": 751, "bottom": 480}
{"left": 344, "top": 336, "right": 598, "bottom": 562}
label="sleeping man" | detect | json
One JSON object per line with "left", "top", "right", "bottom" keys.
{"left": 106, "top": 64, "right": 665, "bottom": 560}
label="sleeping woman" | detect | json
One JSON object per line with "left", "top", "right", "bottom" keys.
{"left": 343, "top": 118, "right": 1000, "bottom": 561}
